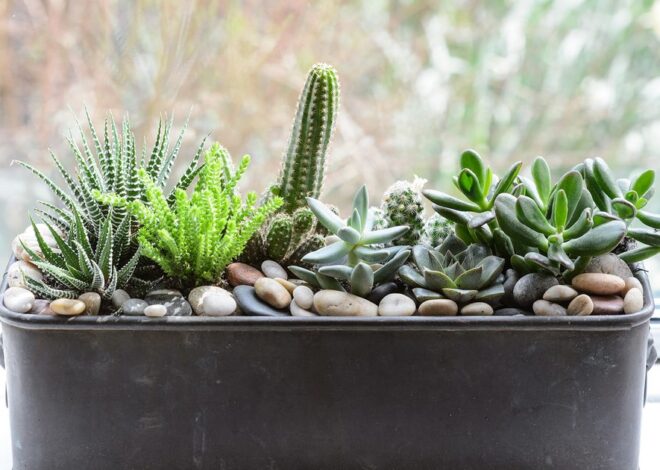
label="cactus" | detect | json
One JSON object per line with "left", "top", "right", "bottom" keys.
{"left": 420, "top": 213, "right": 452, "bottom": 248}
{"left": 399, "top": 234, "right": 506, "bottom": 306}
{"left": 380, "top": 177, "right": 427, "bottom": 246}
{"left": 242, "top": 63, "right": 339, "bottom": 266}
{"left": 289, "top": 186, "right": 411, "bottom": 297}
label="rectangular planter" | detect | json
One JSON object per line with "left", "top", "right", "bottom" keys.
{"left": 0, "top": 258, "right": 655, "bottom": 470}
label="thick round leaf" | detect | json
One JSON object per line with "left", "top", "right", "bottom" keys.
{"left": 458, "top": 168, "right": 485, "bottom": 205}
{"left": 491, "top": 161, "right": 522, "bottom": 200}
{"left": 398, "top": 264, "right": 426, "bottom": 287}
{"left": 563, "top": 221, "right": 626, "bottom": 256}
{"left": 301, "top": 241, "right": 350, "bottom": 264}
{"left": 516, "top": 196, "right": 555, "bottom": 235}
{"left": 422, "top": 190, "right": 481, "bottom": 212}
{"left": 627, "top": 228, "right": 660, "bottom": 247}
{"left": 611, "top": 198, "right": 636, "bottom": 220}
{"left": 553, "top": 190, "right": 568, "bottom": 231}
{"left": 468, "top": 211, "right": 495, "bottom": 229}
{"left": 350, "top": 262, "right": 374, "bottom": 297}
{"left": 318, "top": 265, "right": 353, "bottom": 280}
{"left": 563, "top": 208, "right": 592, "bottom": 241}
{"left": 337, "top": 226, "right": 361, "bottom": 244}
{"left": 353, "top": 246, "right": 390, "bottom": 263}
{"left": 619, "top": 246, "right": 660, "bottom": 263}
{"left": 593, "top": 158, "right": 622, "bottom": 199}
{"left": 555, "top": 171, "right": 583, "bottom": 222}
{"left": 306, "top": 197, "right": 345, "bottom": 233}
{"left": 532, "top": 157, "right": 552, "bottom": 206}
{"left": 352, "top": 185, "right": 369, "bottom": 231}
{"left": 494, "top": 194, "right": 548, "bottom": 250}
{"left": 374, "top": 249, "right": 410, "bottom": 284}
{"left": 460, "top": 149, "right": 487, "bottom": 184}
{"left": 361, "top": 226, "right": 409, "bottom": 245}
{"left": 637, "top": 210, "right": 660, "bottom": 229}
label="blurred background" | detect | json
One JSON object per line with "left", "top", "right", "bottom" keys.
{"left": 1, "top": 0, "right": 660, "bottom": 252}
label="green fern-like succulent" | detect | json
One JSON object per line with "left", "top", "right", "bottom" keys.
{"left": 106, "top": 143, "right": 282, "bottom": 287}
{"left": 16, "top": 110, "right": 206, "bottom": 297}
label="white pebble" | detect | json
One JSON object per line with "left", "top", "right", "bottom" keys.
{"left": 290, "top": 300, "right": 317, "bottom": 317}
{"left": 7, "top": 260, "right": 43, "bottom": 288}
{"left": 261, "top": 260, "right": 288, "bottom": 280}
{"left": 293, "top": 285, "right": 314, "bottom": 310}
{"left": 378, "top": 293, "right": 416, "bottom": 316}
{"left": 3, "top": 286, "right": 35, "bottom": 313}
{"left": 144, "top": 304, "right": 167, "bottom": 317}
{"left": 202, "top": 294, "right": 236, "bottom": 316}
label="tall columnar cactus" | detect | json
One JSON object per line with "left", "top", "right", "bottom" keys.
{"left": 243, "top": 63, "right": 340, "bottom": 266}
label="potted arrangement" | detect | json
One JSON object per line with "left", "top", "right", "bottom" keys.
{"left": 0, "top": 63, "right": 657, "bottom": 470}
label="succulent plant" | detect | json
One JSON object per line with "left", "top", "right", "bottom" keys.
{"left": 103, "top": 144, "right": 282, "bottom": 288}
{"left": 379, "top": 177, "right": 427, "bottom": 246}
{"left": 243, "top": 63, "right": 339, "bottom": 267}
{"left": 398, "top": 234, "right": 506, "bottom": 305}
{"left": 494, "top": 165, "right": 627, "bottom": 277}
{"left": 420, "top": 213, "right": 452, "bottom": 248}
{"left": 289, "top": 186, "right": 411, "bottom": 297}
{"left": 16, "top": 111, "right": 206, "bottom": 297}
{"left": 423, "top": 149, "right": 522, "bottom": 253}
{"left": 574, "top": 158, "right": 660, "bottom": 262}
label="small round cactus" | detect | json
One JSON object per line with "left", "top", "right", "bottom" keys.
{"left": 380, "top": 177, "right": 427, "bottom": 246}
{"left": 420, "top": 213, "right": 452, "bottom": 248}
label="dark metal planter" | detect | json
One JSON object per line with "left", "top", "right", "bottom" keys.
{"left": 0, "top": 259, "right": 655, "bottom": 470}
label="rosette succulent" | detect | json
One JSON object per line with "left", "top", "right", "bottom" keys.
{"left": 289, "top": 186, "right": 411, "bottom": 297}
{"left": 398, "top": 234, "right": 505, "bottom": 305}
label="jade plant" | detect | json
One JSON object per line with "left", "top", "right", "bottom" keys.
{"left": 423, "top": 149, "right": 522, "bottom": 253}
{"left": 289, "top": 186, "right": 411, "bottom": 297}
{"left": 15, "top": 111, "right": 205, "bottom": 298}
{"left": 575, "top": 158, "right": 660, "bottom": 262}
{"left": 102, "top": 144, "right": 282, "bottom": 288}
{"left": 243, "top": 63, "right": 339, "bottom": 266}
{"left": 398, "top": 234, "right": 505, "bottom": 305}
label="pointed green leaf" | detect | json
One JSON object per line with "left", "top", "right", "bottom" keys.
{"left": 352, "top": 186, "right": 369, "bottom": 231}
{"left": 361, "top": 226, "right": 409, "bottom": 245}
{"left": 301, "top": 241, "right": 350, "bottom": 264}
{"left": 374, "top": 249, "right": 410, "bottom": 284}
{"left": 306, "top": 197, "right": 345, "bottom": 233}
{"left": 422, "top": 190, "right": 481, "bottom": 212}
{"left": 491, "top": 161, "right": 522, "bottom": 201}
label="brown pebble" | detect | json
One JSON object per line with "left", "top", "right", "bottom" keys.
{"left": 226, "top": 262, "right": 264, "bottom": 287}
{"left": 274, "top": 278, "right": 297, "bottom": 294}
{"left": 417, "top": 299, "right": 458, "bottom": 316}
{"left": 623, "top": 277, "right": 643, "bottom": 296}
{"left": 572, "top": 273, "right": 625, "bottom": 296}
{"left": 51, "top": 299, "right": 86, "bottom": 316}
{"left": 590, "top": 295, "right": 624, "bottom": 315}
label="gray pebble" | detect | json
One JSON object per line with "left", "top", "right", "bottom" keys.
{"left": 292, "top": 285, "right": 314, "bottom": 310}
{"left": 122, "top": 298, "right": 148, "bottom": 316}
{"left": 261, "top": 260, "right": 288, "bottom": 280}
{"left": 532, "top": 300, "right": 567, "bottom": 316}
{"left": 513, "top": 273, "right": 558, "bottom": 310}
{"left": 111, "top": 289, "right": 130, "bottom": 308}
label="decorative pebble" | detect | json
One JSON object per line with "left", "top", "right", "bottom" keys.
{"left": 7, "top": 260, "right": 43, "bottom": 288}
{"left": 532, "top": 300, "right": 567, "bottom": 317}
{"left": 111, "top": 289, "right": 130, "bottom": 308}
{"left": 494, "top": 307, "right": 528, "bottom": 316}
{"left": 590, "top": 295, "right": 624, "bottom": 315}
{"left": 145, "top": 289, "right": 183, "bottom": 299}
{"left": 233, "top": 285, "right": 289, "bottom": 317}
{"left": 51, "top": 298, "right": 86, "bottom": 316}
{"left": 29, "top": 299, "right": 54, "bottom": 315}
{"left": 78, "top": 292, "right": 101, "bottom": 316}
{"left": 502, "top": 269, "right": 520, "bottom": 305}
{"left": 366, "top": 282, "right": 398, "bottom": 305}
{"left": 313, "top": 290, "right": 378, "bottom": 317}
{"left": 3, "top": 286, "right": 35, "bottom": 313}
{"left": 623, "top": 288, "right": 644, "bottom": 314}
{"left": 254, "top": 278, "right": 292, "bottom": 309}
{"left": 461, "top": 302, "right": 494, "bottom": 316}
{"left": 293, "top": 285, "right": 314, "bottom": 310}
{"left": 188, "top": 286, "right": 233, "bottom": 315}
{"left": 566, "top": 294, "right": 594, "bottom": 316}
{"left": 378, "top": 293, "right": 416, "bottom": 317}
{"left": 584, "top": 254, "right": 633, "bottom": 280}
{"left": 12, "top": 226, "right": 60, "bottom": 263}
{"left": 144, "top": 304, "right": 167, "bottom": 317}
{"left": 261, "top": 260, "right": 288, "bottom": 280}
{"left": 623, "top": 277, "right": 643, "bottom": 295}
{"left": 542, "top": 285, "right": 578, "bottom": 303}
{"left": 290, "top": 300, "right": 317, "bottom": 317}
{"left": 145, "top": 291, "right": 192, "bottom": 316}
{"left": 202, "top": 294, "right": 236, "bottom": 316}
{"left": 227, "top": 262, "right": 264, "bottom": 287}
{"left": 418, "top": 299, "right": 458, "bottom": 316}
{"left": 275, "top": 278, "right": 297, "bottom": 294}
{"left": 572, "top": 273, "right": 625, "bottom": 296}
{"left": 513, "top": 273, "right": 558, "bottom": 309}
{"left": 122, "top": 299, "right": 148, "bottom": 316}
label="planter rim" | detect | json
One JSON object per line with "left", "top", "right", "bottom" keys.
{"left": 1, "top": 257, "right": 655, "bottom": 332}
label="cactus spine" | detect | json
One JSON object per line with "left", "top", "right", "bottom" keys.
{"left": 380, "top": 177, "right": 427, "bottom": 246}
{"left": 242, "top": 63, "right": 339, "bottom": 266}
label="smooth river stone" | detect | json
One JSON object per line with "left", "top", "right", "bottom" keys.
{"left": 567, "top": 294, "right": 594, "bottom": 316}
{"left": 122, "top": 298, "right": 148, "bottom": 316}
{"left": 542, "top": 285, "right": 578, "bottom": 303}
{"left": 78, "top": 292, "right": 101, "bottom": 316}
{"left": 313, "top": 290, "right": 378, "bottom": 317}
{"left": 502, "top": 269, "right": 520, "bottom": 305}
{"left": 202, "top": 294, "right": 237, "bottom": 316}
{"left": 290, "top": 300, "right": 317, "bottom": 317}
{"left": 417, "top": 299, "right": 458, "bottom": 316}
{"left": 292, "top": 285, "right": 314, "bottom": 310}
{"left": 3, "top": 286, "right": 35, "bottom": 313}
{"left": 188, "top": 286, "right": 233, "bottom": 315}
{"left": 254, "top": 278, "right": 292, "bottom": 309}
{"left": 7, "top": 260, "right": 43, "bottom": 288}
{"left": 623, "top": 288, "right": 644, "bottom": 314}
{"left": 590, "top": 295, "right": 624, "bottom": 315}
{"left": 51, "top": 299, "right": 86, "bottom": 316}
{"left": 623, "top": 277, "right": 643, "bottom": 295}
{"left": 460, "top": 302, "right": 494, "bottom": 316}
{"left": 144, "top": 304, "right": 167, "bottom": 317}
{"left": 583, "top": 254, "right": 633, "bottom": 280}
{"left": 378, "top": 294, "right": 416, "bottom": 317}
{"left": 145, "top": 291, "right": 192, "bottom": 316}
{"left": 532, "top": 300, "right": 567, "bottom": 317}
{"left": 29, "top": 299, "right": 54, "bottom": 315}
{"left": 366, "top": 282, "right": 399, "bottom": 305}
{"left": 275, "top": 278, "right": 298, "bottom": 294}
{"left": 513, "top": 273, "right": 558, "bottom": 310}
{"left": 571, "top": 273, "right": 625, "bottom": 296}
{"left": 111, "top": 289, "right": 130, "bottom": 308}
{"left": 227, "top": 262, "right": 264, "bottom": 287}
{"left": 494, "top": 307, "right": 528, "bottom": 316}
{"left": 233, "top": 285, "right": 289, "bottom": 317}
{"left": 261, "top": 260, "right": 288, "bottom": 280}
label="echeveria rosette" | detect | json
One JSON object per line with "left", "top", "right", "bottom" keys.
{"left": 575, "top": 157, "right": 660, "bottom": 262}
{"left": 494, "top": 166, "right": 627, "bottom": 278}
{"left": 289, "top": 185, "right": 411, "bottom": 297}
{"left": 398, "top": 235, "right": 506, "bottom": 306}
{"left": 423, "top": 149, "right": 522, "bottom": 254}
